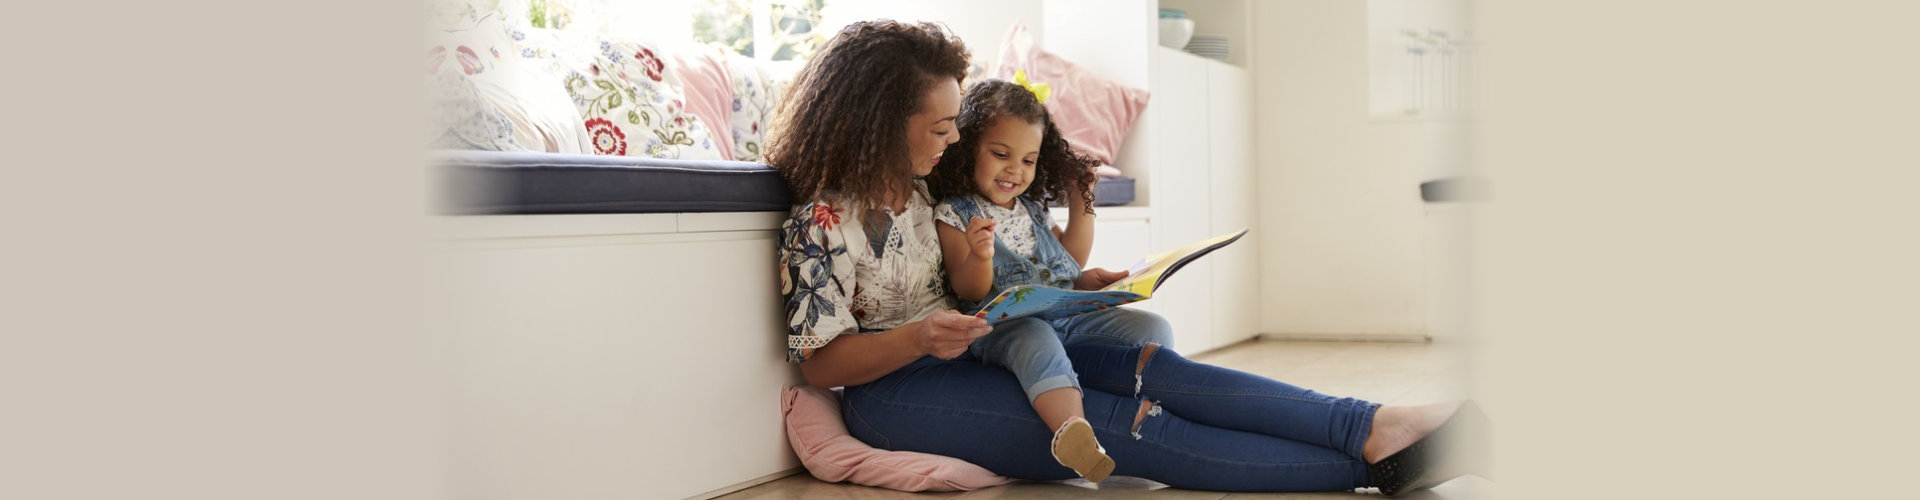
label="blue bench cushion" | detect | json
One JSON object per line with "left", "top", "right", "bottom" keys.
{"left": 437, "top": 150, "right": 792, "bottom": 214}
{"left": 1092, "top": 177, "right": 1135, "bottom": 207}
{"left": 436, "top": 150, "right": 1137, "bottom": 214}
{"left": 1049, "top": 177, "right": 1137, "bottom": 208}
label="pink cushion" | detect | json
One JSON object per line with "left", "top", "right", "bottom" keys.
{"left": 781, "top": 385, "right": 1014, "bottom": 492}
{"left": 993, "top": 22, "right": 1151, "bottom": 168}
{"left": 671, "top": 46, "right": 738, "bottom": 161}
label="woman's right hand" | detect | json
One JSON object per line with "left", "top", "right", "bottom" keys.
{"left": 916, "top": 310, "right": 993, "bottom": 359}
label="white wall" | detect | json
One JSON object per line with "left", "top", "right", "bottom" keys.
{"left": 1253, "top": 0, "right": 1429, "bottom": 338}
{"left": 1367, "top": 0, "right": 1471, "bottom": 116}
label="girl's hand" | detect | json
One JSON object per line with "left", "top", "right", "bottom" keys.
{"left": 916, "top": 310, "right": 993, "bottom": 359}
{"left": 965, "top": 216, "right": 997, "bottom": 261}
{"left": 1073, "top": 267, "right": 1130, "bottom": 291}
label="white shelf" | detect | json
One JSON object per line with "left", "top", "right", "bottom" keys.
{"left": 1158, "top": 0, "right": 1253, "bottom": 68}
{"left": 1158, "top": 45, "right": 1239, "bottom": 70}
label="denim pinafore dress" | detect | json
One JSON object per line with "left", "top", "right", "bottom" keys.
{"left": 941, "top": 195, "right": 1083, "bottom": 315}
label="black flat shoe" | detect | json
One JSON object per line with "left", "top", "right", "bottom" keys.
{"left": 1367, "top": 401, "right": 1491, "bottom": 496}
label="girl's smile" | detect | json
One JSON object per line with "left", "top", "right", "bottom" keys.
{"left": 972, "top": 117, "right": 1044, "bottom": 208}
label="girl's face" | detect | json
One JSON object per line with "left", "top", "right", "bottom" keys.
{"left": 906, "top": 79, "right": 963, "bottom": 177}
{"left": 971, "top": 116, "right": 1044, "bottom": 208}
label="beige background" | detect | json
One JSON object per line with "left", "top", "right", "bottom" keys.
{"left": 1469, "top": 0, "right": 1920, "bottom": 498}
{"left": 3, "top": 1, "right": 437, "bottom": 499}
{"left": 5, "top": 1, "right": 1918, "bottom": 499}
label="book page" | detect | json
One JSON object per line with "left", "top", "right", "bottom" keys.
{"left": 1100, "top": 229, "right": 1249, "bottom": 296}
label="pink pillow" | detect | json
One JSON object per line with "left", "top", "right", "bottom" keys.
{"left": 993, "top": 22, "right": 1151, "bottom": 167}
{"left": 781, "top": 385, "right": 1014, "bottom": 492}
{"left": 671, "top": 46, "right": 738, "bottom": 161}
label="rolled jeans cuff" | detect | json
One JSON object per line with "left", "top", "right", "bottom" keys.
{"left": 1024, "top": 374, "right": 1080, "bottom": 404}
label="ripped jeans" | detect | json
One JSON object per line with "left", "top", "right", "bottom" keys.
{"left": 841, "top": 317, "right": 1382, "bottom": 492}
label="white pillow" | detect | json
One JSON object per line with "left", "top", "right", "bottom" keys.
{"left": 472, "top": 60, "right": 591, "bottom": 154}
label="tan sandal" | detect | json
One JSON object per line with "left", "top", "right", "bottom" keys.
{"left": 1051, "top": 417, "right": 1116, "bottom": 482}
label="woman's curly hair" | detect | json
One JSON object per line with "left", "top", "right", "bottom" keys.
{"left": 764, "top": 20, "right": 970, "bottom": 211}
{"left": 925, "top": 79, "right": 1099, "bottom": 215}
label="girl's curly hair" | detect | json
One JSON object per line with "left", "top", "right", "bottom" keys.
{"left": 925, "top": 79, "right": 1099, "bottom": 215}
{"left": 764, "top": 20, "right": 970, "bottom": 211}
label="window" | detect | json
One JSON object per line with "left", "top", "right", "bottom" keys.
{"left": 692, "top": 0, "right": 828, "bottom": 62}
{"left": 483, "top": 0, "right": 827, "bottom": 64}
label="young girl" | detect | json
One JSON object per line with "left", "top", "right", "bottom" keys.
{"left": 927, "top": 79, "right": 1171, "bottom": 483}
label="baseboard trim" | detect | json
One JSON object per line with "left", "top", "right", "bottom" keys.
{"left": 687, "top": 467, "right": 805, "bottom": 500}
{"left": 1256, "top": 333, "right": 1431, "bottom": 343}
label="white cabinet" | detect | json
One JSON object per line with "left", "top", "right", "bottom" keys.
{"left": 442, "top": 216, "right": 805, "bottom": 500}
{"left": 1144, "top": 48, "right": 1259, "bottom": 354}
{"left": 1205, "top": 59, "right": 1260, "bottom": 348}
{"left": 1149, "top": 49, "right": 1219, "bottom": 353}
{"left": 1045, "top": 0, "right": 1261, "bottom": 355}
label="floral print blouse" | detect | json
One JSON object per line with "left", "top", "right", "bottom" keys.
{"left": 779, "top": 183, "right": 954, "bottom": 363}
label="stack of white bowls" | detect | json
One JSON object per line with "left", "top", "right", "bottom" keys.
{"left": 1158, "top": 9, "right": 1193, "bottom": 50}
{"left": 1187, "top": 34, "right": 1230, "bottom": 62}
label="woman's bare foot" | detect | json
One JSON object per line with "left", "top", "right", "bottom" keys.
{"left": 1362, "top": 401, "right": 1463, "bottom": 464}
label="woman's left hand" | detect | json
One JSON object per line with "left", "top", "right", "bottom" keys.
{"left": 1073, "top": 267, "right": 1130, "bottom": 290}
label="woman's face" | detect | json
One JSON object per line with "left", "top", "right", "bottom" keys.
{"left": 971, "top": 116, "right": 1043, "bottom": 208}
{"left": 906, "top": 79, "right": 963, "bottom": 176}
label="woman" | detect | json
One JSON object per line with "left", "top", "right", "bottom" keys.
{"left": 770, "top": 20, "right": 1477, "bottom": 494}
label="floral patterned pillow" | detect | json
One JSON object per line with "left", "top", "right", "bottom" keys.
{"left": 723, "top": 55, "right": 801, "bottom": 163}
{"left": 723, "top": 54, "right": 773, "bottom": 163}
{"left": 512, "top": 29, "right": 724, "bottom": 160}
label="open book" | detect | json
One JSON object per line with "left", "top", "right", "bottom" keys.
{"left": 972, "top": 228, "right": 1249, "bottom": 324}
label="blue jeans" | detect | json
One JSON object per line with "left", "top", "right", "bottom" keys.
{"left": 843, "top": 340, "right": 1380, "bottom": 491}
{"left": 966, "top": 307, "right": 1176, "bottom": 402}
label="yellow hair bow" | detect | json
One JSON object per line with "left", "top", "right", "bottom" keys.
{"left": 1014, "top": 69, "right": 1051, "bottom": 105}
